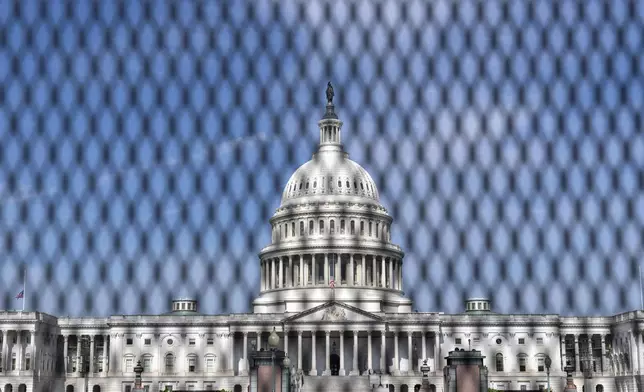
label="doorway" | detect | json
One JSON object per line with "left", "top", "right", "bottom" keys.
{"left": 330, "top": 353, "right": 340, "bottom": 375}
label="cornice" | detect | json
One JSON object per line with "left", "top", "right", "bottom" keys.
{"left": 259, "top": 241, "right": 404, "bottom": 258}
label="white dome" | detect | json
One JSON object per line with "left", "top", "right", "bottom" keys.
{"left": 280, "top": 149, "right": 381, "bottom": 208}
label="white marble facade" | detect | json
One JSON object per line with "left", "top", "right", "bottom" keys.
{"left": 1, "top": 91, "right": 642, "bottom": 392}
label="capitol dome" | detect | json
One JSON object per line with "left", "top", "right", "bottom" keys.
{"left": 254, "top": 82, "right": 412, "bottom": 315}
{"left": 280, "top": 150, "right": 380, "bottom": 208}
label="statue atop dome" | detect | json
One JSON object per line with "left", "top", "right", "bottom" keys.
{"left": 326, "top": 81, "right": 334, "bottom": 104}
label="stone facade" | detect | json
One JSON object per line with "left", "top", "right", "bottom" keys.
{"left": 0, "top": 88, "right": 641, "bottom": 392}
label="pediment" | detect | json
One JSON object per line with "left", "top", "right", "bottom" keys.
{"left": 282, "top": 301, "right": 384, "bottom": 324}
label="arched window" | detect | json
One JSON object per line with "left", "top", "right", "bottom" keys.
{"left": 300, "top": 221, "right": 304, "bottom": 236}
{"left": 319, "top": 220, "right": 324, "bottom": 234}
{"left": 124, "top": 354, "right": 135, "bottom": 373}
{"left": 142, "top": 354, "right": 152, "bottom": 372}
{"left": 92, "top": 386, "right": 101, "bottom": 392}
{"left": 65, "top": 386, "right": 72, "bottom": 392}
{"left": 350, "top": 220, "right": 355, "bottom": 235}
{"left": 187, "top": 354, "right": 197, "bottom": 372}
{"left": 165, "top": 353, "right": 175, "bottom": 374}
{"left": 340, "top": 220, "right": 345, "bottom": 234}
{"left": 291, "top": 222, "right": 295, "bottom": 237}
{"left": 596, "top": 385, "right": 604, "bottom": 392}
{"left": 495, "top": 353, "right": 504, "bottom": 372}
{"left": 376, "top": 222, "right": 379, "bottom": 238}
{"left": 309, "top": 220, "right": 314, "bottom": 235}
{"left": 330, "top": 220, "right": 335, "bottom": 234}
{"left": 401, "top": 386, "right": 409, "bottom": 392}
{"left": 205, "top": 354, "right": 216, "bottom": 373}
{"left": 360, "top": 221, "right": 365, "bottom": 236}
{"left": 18, "top": 386, "right": 26, "bottom": 392}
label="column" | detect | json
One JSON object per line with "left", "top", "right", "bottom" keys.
{"left": 284, "top": 331, "right": 289, "bottom": 355}
{"left": 260, "top": 261, "right": 264, "bottom": 290}
{"left": 102, "top": 335, "right": 109, "bottom": 374}
{"left": 242, "top": 332, "right": 248, "bottom": 375}
{"left": 299, "top": 255, "right": 305, "bottom": 286}
{"left": 433, "top": 333, "right": 439, "bottom": 373}
{"left": 416, "top": 331, "right": 428, "bottom": 370}
{"left": 1, "top": 330, "right": 7, "bottom": 372}
{"left": 351, "top": 332, "right": 359, "bottom": 375}
{"left": 324, "top": 331, "right": 331, "bottom": 375}
{"left": 575, "top": 335, "right": 580, "bottom": 373}
{"left": 372, "top": 256, "right": 377, "bottom": 287}
{"left": 17, "top": 330, "right": 22, "bottom": 371}
{"left": 288, "top": 256, "right": 293, "bottom": 287}
{"left": 279, "top": 257, "right": 284, "bottom": 288}
{"left": 228, "top": 334, "right": 234, "bottom": 373}
{"left": 63, "top": 335, "right": 69, "bottom": 373}
{"left": 361, "top": 256, "right": 366, "bottom": 285}
{"left": 388, "top": 259, "right": 393, "bottom": 288}
{"left": 367, "top": 332, "right": 373, "bottom": 373}
{"left": 408, "top": 332, "right": 413, "bottom": 374}
{"left": 297, "top": 332, "right": 303, "bottom": 370}
{"left": 398, "top": 259, "right": 403, "bottom": 290}
{"left": 310, "top": 332, "right": 317, "bottom": 376}
{"left": 336, "top": 254, "right": 340, "bottom": 283}
{"left": 393, "top": 332, "right": 399, "bottom": 374}
{"left": 560, "top": 335, "right": 567, "bottom": 370}
{"left": 381, "top": 256, "right": 386, "bottom": 287}
{"left": 324, "top": 253, "right": 329, "bottom": 285}
{"left": 380, "top": 331, "right": 386, "bottom": 372}
{"left": 257, "top": 332, "right": 261, "bottom": 351}
{"left": 89, "top": 335, "right": 95, "bottom": 374}
{"left": 76, "top": 335, "right": 81, "bottom": 375}
{"left": 339, "top": 332, "right": 345, "bottom": 376}
{"left": 601, "top": 335, "right": 607, "bottom": 373}
{"left": 349, "top": 254, "right": 354, "bottom": 285}
{"left": 304, "top": 256, "right": 309, "bottom": 286}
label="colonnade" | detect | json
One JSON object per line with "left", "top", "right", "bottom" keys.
{"left": 260, "top": 253, "right": 403, "bottom": 291}
{"left": 561, "top": 333, "right": 612, "bottom": 375}
{"left": 239, "top": 330, "right": 439, "bottom": 376}
{"left": 61, "top": 334, "right": 109, "bottom": 375}
{"left": 0, "top": 330, "right": 36, "bottom": 373}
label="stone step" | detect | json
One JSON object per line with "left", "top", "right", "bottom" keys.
{"left": 300, "top": 375, "right": 374, "bottom": 392}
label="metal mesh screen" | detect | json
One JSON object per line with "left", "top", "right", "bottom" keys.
{"left": 0, "top": 0, "right": 643, "bottom": 318}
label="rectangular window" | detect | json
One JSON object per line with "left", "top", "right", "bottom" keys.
{"left": 350, "top": 221, "right": 355, "bottom": 235}
{"left": 189, "top": 338, "right": 196, "bottom": 345}
{"left": 340, "top": 220, "right": 345, "bottom": 234}
{"left": 518, "top": 338, "right": 525, "bottom": 344}
{"left": 25, "top": 358, "right": 30, "bottom": 370}
{"left": 205, "top": 385, "right": 214, "bottom": 391}
{"left": 330, "top": 220, "right": 335, "bottom": 234}
{"left": 126, "top": 338, "right": 133, "bottom": 345}
{"left": 12, "top": 358, "right": 16, "bottom": 371}
{"left": 536, "top": 337, "right": 544, "bottom": 345}
{"left": 376, "top": 222, "right": 379, "bottom": 238}
{"left": 455, "top": 338, "right": 462, "bottom": 345}
{"left": 143, "top": 357, "right": 152, "bottom": 372}
{"left": 520, "top": 386, "right": 526, "bottom": 391}
{"left": 369, "top": 221, "right": 372, "bottom": 236}
{"left": 206, "top": 358, "right": 215, "bottom": 372}
{"left": 125, "top": 386, "right": 131, "bottom": 392}
{"left": 360, "top": 221, "right": 364, "bottom": 235}
{"left": 309, "top": 220, "right": 314, "bottom": 235}
{"left": 538, "top": 357, "right": 545, "bottom": 372}
{"left": 519, "top": 357, "right": 526, "bottom": 372}
{"left": 300, "top": 221, "right": 304, "bottom": 236}
{"left": 144, "top": 338, "right": 151, "bottom": 345}
{"left": 207, "top": 338, "right": 214, "bottom": 345}
{"left": 292, "top": 222, "right": 295, "bottom": 236}
{"left": 284, "top": 223, "right": 288, "bottom": 238}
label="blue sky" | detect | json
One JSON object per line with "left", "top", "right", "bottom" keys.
{"left": 0, "top": 0, "right": 643, "bottom": 317}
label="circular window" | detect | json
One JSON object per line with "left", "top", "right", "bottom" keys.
{"left": 496, "top": 338, "right": 502, "bottom": 345}
{"left": 167, "top": 339, "right": 173, "bottom": 345}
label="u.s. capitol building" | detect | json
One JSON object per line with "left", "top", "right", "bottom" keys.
{"left": 0, "top": 87, "right": 641, "bottom": 392}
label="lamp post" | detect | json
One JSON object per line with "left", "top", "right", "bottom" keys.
{"left": 268, "top": 327, "right": 280, "bottom": 392}
{"left": 545, "top": 355, "right": 552, "bottom": 392}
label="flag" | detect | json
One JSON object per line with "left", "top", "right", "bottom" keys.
{"left": 329, "top": 279, "right": 335, "bottom": 288}
{"left": 16, "top": 290, "right": 24, "bottom": 299}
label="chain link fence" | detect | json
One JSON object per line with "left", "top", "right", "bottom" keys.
{"left": 0, "top": 0, "right": 643, "bottom": 319}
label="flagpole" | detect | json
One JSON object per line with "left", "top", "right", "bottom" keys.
{"left": 22, "top": 264, "right": 26, "bottom": 312}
